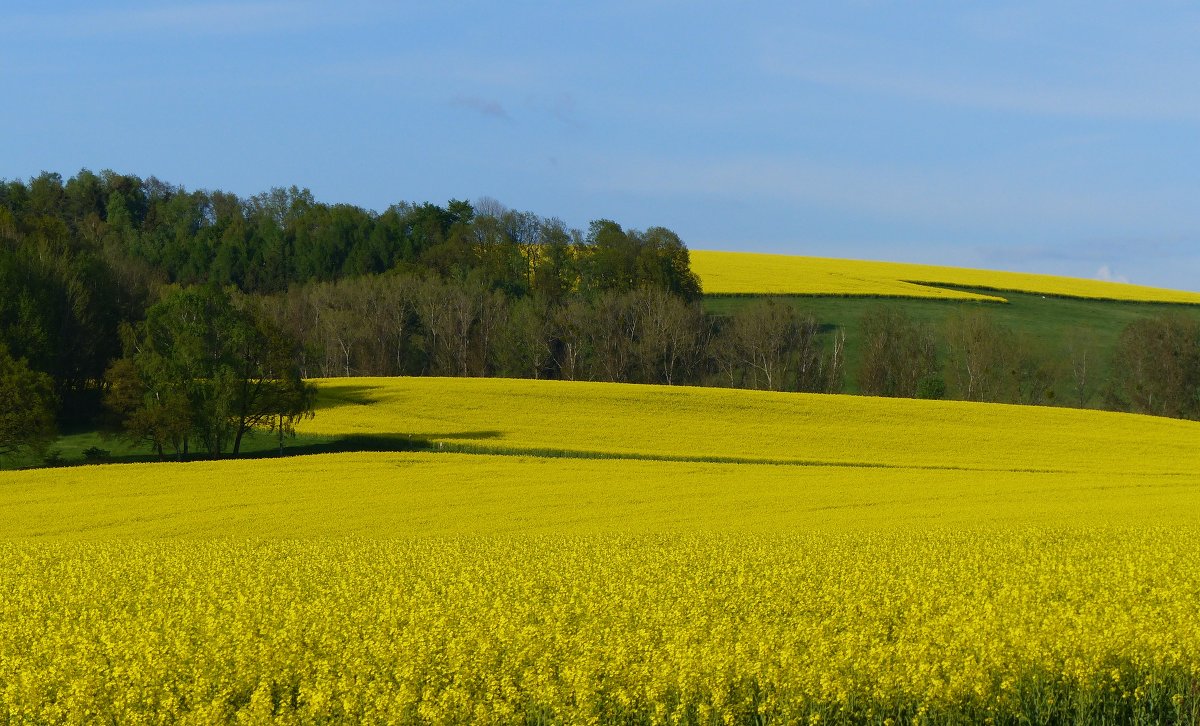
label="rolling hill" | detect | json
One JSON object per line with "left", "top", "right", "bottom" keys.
{"left": 7, "top": 262, "right": 1200, "bottom": 723}
{"left": 690, "top": 249, "right": 1200, "bottom": 303}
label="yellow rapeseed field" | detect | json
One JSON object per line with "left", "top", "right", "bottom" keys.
{"left": 302, "top": 376, "right": 1200, "bottom": 475}
{"left": 5, "top": 452, "right": 1200, "bottom": 538}
{"left": 5, "top": 377, "right": 1200, "bottom": 723}
{"left": 689, "top": 249, "right": 1200, "bottom": 303}
{"left": 2, "top": 532, "right": 1199, "bottom": 723}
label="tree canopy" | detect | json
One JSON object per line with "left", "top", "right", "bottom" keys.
{"left": 105, "top": 285, "right": 314, "bottom": 458}
{"left": 0, "top": 345, "right": 57, "bottom": 461}
{"left": 0, "top": 169, "right": 703, "bottom": 437}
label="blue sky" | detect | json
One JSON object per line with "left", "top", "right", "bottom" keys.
{"left": 3, "top": 1, "right": 1199, "bottom": 290}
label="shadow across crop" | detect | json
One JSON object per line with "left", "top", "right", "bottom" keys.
{"left": 236, "top": 431, "right": 505, "bottom": 460}
{"left": 311, "top": 384, "right": 382, "bottom": 410}
{"left": 10, "top": 429, "right": 508, "bottom": 469}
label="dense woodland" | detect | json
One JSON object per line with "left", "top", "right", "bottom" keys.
{"left": 1, "top": 169, "right": 1199, "bottom": 461}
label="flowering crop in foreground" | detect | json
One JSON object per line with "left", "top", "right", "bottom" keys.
{"left": 3, "top": 529, "right": 1199, "bottom": 724}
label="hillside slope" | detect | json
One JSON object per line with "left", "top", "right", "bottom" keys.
{"left": 300, "top": 377, "right": 1200, "bottom": 475}
{"left": 691, "top": 250, "right": 1200, "bottom": 303}
{"left": 5, "top": 377, "right": 1200, "bottom": 538}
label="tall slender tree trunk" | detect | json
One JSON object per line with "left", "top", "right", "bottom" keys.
{"left": 232, "top": 420, "right": 247, "bottom": 455}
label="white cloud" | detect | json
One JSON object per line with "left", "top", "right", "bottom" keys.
{"left": 1095, "top": 264, "right": 1130, "bottom": 284}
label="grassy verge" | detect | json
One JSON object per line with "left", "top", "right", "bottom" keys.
{"left": 705, "top": 287, "right": 1200, "bottom": 394}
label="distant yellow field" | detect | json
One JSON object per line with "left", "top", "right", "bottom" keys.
{"left": 301, "top": 377, "right": 1200, "bottom": 475}
{"left": 690, "top": 249, "right": 1200, "bottom": 303}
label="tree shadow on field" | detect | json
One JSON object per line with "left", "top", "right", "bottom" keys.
{"left": 236, "top": 430, "right": 506, "bottom": 461}
{"left": 23, "top": 430, "right": 507, "bottom": 469}
{"left": 312, "top": 384, "right": 383, "bottom": 410}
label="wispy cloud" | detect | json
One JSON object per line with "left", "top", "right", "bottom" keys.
{"left": 449, "top": 95, "right": 510, "bottom": 120}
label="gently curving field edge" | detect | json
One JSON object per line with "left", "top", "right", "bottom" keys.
{"left": 299, "top": 377, "right": 1200, "bottom": 476}
{"left": 689, "top": 250, "right": 1200, "bottom": 304}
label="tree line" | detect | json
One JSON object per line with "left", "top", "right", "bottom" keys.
{"left": 256, "top": 271, "right": 1200, "bottom": 417}
{"left": 0, "top": 171, "right": 698, "bottom": 412}
{"left": 262, "top": 275, "right": 844, "bottom": 392}
{"left": 1, "top": 169, "right": 1198, "bottom": 463}
{"left": 0, "top": 170, "right": 702, "bottom": 460}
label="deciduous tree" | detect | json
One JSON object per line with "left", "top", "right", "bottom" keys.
{"left": 858, "top": 306, "right": 939, "bottom": 398}
{"left": 1107, "top": 314, "right": 1200, "bottom": 419}
{"left": 0, "top": 345, "right": 57, "bottom": 463}
{"left": 105, "top": 286, "right": 314, "bottom": 458}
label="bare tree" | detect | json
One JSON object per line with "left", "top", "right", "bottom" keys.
{"left": 715, "top": 299, "right": 828, "bottom": 392}
{"left": 824, "top": 327, "right": 847, "bottom": 394}
{"left": 790, "top": 314, "right": 827, "bottom": 393}
{"left": 589, "top": 291, "right": 637, "bottom": 382}
{"left": 1066, "top": 329, "right": 1097, "bottom": 408}
{"left": 1013, "top": 334, "right": 1058, "bottom": 406}
{"left": 496, "top": 296, "right": 555, "bottom": 378}
{"left": 412, "top": 275, "right": 511, "bottom": 377}
{"left": 414, "top": 278, "right": 475, "bottom": 376}
{"left": 308, "top": 281, "right": 360, "bottom": 377}
{"left": 630, "top": 288, "right": 704, "bottom": 385}
{"left": 260, "top": 287, "right": 316, "bottom": 379}
{"left": 475, "top": 283, "right": 508, "bottom": 376}
{"left": 944, "top": 309, "right": 1017, "bottom": 403}
{"left": 552, "top": 298, "right": 592, "bottom": 381}
{"left": 473, "top": 196, "right": 507, "bottom": 219}
{"left": 858, "top": 306, "right": 939, "bottom": 398}
{"left": 413, "top": 277, "right": 452, "bottom": 375}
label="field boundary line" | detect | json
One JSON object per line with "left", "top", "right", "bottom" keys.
{"left": 430, "top": 441, "right": 1085, "bottom": 474}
